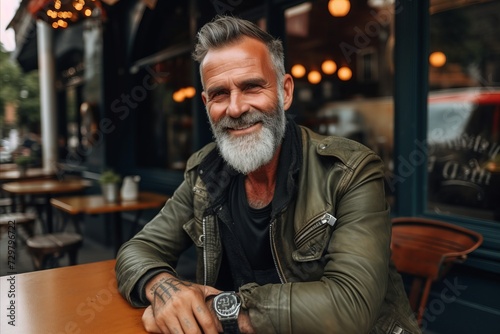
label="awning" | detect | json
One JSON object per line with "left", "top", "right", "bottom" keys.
{"left": 10, "top": 0, "right": 157, "bottom": 72}
{"left": 27, "top": 0, "right": 157, "bottom": 14}
{"left": 11, "top": 19, "right": 84, "bottom": 73}
{"left": 9, "top": 0, "right": 88, "bottom": 72}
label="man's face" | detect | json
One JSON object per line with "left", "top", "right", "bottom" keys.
{"left": 201, "top": 37, "right": 293, "bottom": 174}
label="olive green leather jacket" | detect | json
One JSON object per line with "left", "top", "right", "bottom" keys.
{"left": 116, "top": 126, "right": 420, "bottom": 334}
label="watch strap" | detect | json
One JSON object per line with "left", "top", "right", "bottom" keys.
{"left": 221, "top": 318, "right": 240, "bottom": 334}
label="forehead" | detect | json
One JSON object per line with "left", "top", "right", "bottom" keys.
{"left": 201, "top": 37, "right": 273, "bottom": 84}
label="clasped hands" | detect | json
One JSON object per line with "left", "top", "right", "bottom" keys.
{"left": 143, "top": 272, "right": 254, "bottom": 333}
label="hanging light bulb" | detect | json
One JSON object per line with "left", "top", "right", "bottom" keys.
{"left": 328, "top": 0, "right": 351, "bottom": 17}
{"left": 308, "top": 70, "right": 322, "bottom": 84}
{"left": 291, "top": 64, "right": 306, "bottom": 78}
{"left": 172, "top": 90, "right": 184, "bottom": 102}
{"left": 321, "top": 60, "right": 337, "bottom": 75}
{"left": 183, "top": 87, "right": 196, "bottom": 98}
{"left": 337, "top": 67, "right": 352, "bottom": 81}
{"left": 429, "top": 51, "right": 446, "bottom": 67}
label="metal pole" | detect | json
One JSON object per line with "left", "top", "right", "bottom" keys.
{"left": 36, "top": 20, "right": 58, "bottom": 173}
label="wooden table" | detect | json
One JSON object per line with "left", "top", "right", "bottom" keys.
{"left": 0, "top": 168, "right": 55, "bottom": 182}
{"left": 0, "top": 260, "right": 146, "bottom": 333}
{"left": 51, "top": 191, "right": 169, "bottom": 254}
{"left": 0, "top": 163, "right": 18, "bottom": 171}
{"left": 2, "top": 179, "right": 91, "bottom": 232}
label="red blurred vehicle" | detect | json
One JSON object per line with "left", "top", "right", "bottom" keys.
{"left": 313, "top": 88, "right": 500, "bottom": 213}
{"left": 427, "top": 88, "right": 500, "bottom": 210}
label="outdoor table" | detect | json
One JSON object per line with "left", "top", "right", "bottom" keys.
{"left": 51, "top": 191, "right": 169, "bottom": 254}
{"left": 0, "top": 167, "right": 55, "bottom": 203}
{"left": 2, "top": 178, "right": 91, "bottom": 233}
{"left": 0, "top": 167, "right": 55, "bottom": 182}
{"left": 0, "top": 163, "right": 18, "bottom": 171}
{"left": 0, "top": 260, "right": 146, "bottom": 333}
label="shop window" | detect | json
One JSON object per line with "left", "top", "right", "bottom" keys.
{"left": 426, "top": 0, "right": 500, "bottom": 221}
{"left": 131, "top": 2, "right": 268, "bottom": 173}
{"left": 135, "top": 53, "right": 194, "bottom": 170}
{"left": 358, "top": 48, "right": 378, "bottom": 82}
{"left": 285, "top": 0, "right": 396, "bottom": 198}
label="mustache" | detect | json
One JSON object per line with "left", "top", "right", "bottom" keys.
{"left": 215, "top": 111, "right": 269, "bottom": 130}
{"left": 214, "top": 111, "right": 282, "bottom": 131}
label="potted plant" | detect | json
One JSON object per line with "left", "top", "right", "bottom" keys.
{"left": 99, "top": 170, "right": 121, "bottom": 203}
{"left": 14, "top": 155, "right": 34, "bottom": 175}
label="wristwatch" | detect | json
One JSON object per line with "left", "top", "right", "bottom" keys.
{"left": 213, "top": 291, "right": 241, "bottom": 334}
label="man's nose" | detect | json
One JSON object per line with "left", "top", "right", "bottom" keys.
{"left": 226, "top": 91, "right": 250, "bottom": 118}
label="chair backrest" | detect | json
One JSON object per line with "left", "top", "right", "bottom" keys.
{"left": 391, "top": 217, "right": 483, "bottom": 280}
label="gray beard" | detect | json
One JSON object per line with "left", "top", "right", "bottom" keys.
{"left": 209, "top": 104, "right": 286, "bottom": 174}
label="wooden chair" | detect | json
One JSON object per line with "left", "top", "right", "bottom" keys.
{"left": 26, "top": 232, "right": 83, "bottom": 270}
{"left": 0, "top": 212, "right": 37, "bottom": 242}
{"left": 391, "top": 217, "right": 483, "bottom": 325}
{"left": 0, "top": 197, "right": 13, "bottom": 213}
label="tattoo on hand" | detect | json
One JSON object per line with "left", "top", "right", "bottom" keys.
{"left": 150, "top": 277, "right": 193, "bottom": 310}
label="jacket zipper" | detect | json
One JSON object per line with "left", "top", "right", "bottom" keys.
{"left": 269, "top": 220, "right": 286, "bottom": 283}
{"left": 202, "top": 217, "right": 207, "bottom": 286}
{"left": 294, "top": 212, "right": 336, "bottom": 249}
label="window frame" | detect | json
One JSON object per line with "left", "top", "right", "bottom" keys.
{"left": 393, "top": 0, "right": 499, "bottom": 273}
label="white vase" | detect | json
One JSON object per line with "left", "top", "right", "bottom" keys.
{"left": 120, "top": 175, "right": 140, "bottom": 201}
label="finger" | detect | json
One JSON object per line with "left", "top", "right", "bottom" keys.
{"left": 179, "top": 313, "right": 206, "bottom": 334}
{"left": 162, "top": 306, "right": 205, "bottom": 334}
{"left": 162, "top": 318, "right": 183, "bottom": 334}
{"left": 156, "top": 299, "right": 205, "bottom": 334}
{"left": 172, "top": 299, "right": 213, "bottom": 334}
{"left": 142, "top": 306, "right": 165, "bottom": 333}
{"left": 192, "top": 299, "right": 219, "bottom": 334}
{"left": 203, "top": 285, "right": 222, "bottom": 298}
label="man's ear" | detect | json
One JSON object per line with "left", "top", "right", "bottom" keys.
{"left": 201, "top": 91, "right": 208, "bottom": 106}
{"left": 282, "top": 74, "right": 294, "bottom": 111}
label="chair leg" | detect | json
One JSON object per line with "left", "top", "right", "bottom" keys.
{"left": 408, "top": 277, "right": 423, "bottom": 312}
{"left": 18, "top": 221, "right": 36, "bottom": 245}
{"left": 417, "top": 279, "right": 434, "bottom": 326}
{"left": 67, "top": 249, "right": 79, "bottom": 266}
{"left": 31, "top": 253, "right": 45, "bottom": 271}
{"left": 46, "top": 255, "right": 59, "bottom": 269}
{"left": 22, "top": 222, "right": 35, "bottom": 238}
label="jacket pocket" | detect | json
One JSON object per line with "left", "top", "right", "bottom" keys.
{"left": 192, "top": 178, "right": 210, "bottom": 219}
{"left": 292, "top": 212, "right": 337, "bottom": 261}
{"left": 183, "top": 217, "right": 204, "bottom": 247}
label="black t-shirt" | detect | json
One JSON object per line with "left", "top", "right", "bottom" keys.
{"left": 230, "top": 174, "right": 274, "bottom": 270}
{"left": 227, "top": 174, "right": 280, "bottom": 285}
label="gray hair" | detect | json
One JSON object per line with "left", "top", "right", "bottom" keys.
{"left": 192, "top": 15, "right": 285, "bottom": 86}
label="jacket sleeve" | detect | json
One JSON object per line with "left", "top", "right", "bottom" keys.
{"left": 239, "top": 153, "right": 392, "bottom": 334}
{"left": 115, "top": 177, "right": 196, "bottom": 307}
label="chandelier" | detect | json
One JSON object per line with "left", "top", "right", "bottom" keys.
{"left": 28, "top": 0, "right": 103, "bottom": 29}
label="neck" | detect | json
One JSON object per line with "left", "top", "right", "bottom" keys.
{"left": 244, "top": 145, "right": 282, "bottom": 209}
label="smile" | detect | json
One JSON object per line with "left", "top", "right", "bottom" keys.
{"left": 228, "top": 122, "right": 256, "bottom": 130}
{"left": 226, "top": 122, "right": 262, "bottom": 135}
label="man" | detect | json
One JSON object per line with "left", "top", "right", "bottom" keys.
{"left": 116, "top": 15, "right": 420, "bottom": 334}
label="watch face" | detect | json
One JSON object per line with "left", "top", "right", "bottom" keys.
{"left": 214, "top": 293, "right": 240, "bottom": 317}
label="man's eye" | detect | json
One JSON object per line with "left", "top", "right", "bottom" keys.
{"left": 245, "top": 84, "right": 260, "bottom": 91}
{"left": 212, "top": 91, "right": 227, "bottom": 98}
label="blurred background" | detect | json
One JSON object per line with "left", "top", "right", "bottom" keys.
{"left": 1, "top": 1, "right": 499, "bottom": 332}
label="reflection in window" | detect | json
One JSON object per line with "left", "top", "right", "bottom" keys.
{"left": 358, "top": 48, "right": 378, "bottom": 82}
{"left": 427, "top": 0, "right": 500, "bottom": 221}
{"left": 135, "top": 54, "right": 194, "bottom": 170}
{"left": 285, "top": 0, "right": 395, "bottom": 198}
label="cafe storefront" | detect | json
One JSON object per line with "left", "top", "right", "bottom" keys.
{"left": 9, "top": 0, "right": 500, "bottom": 332}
